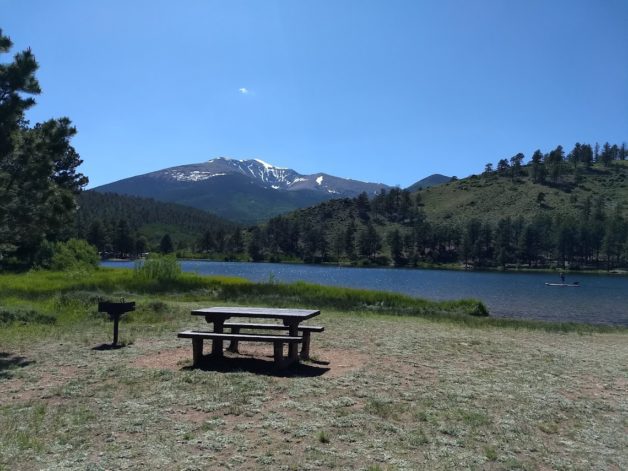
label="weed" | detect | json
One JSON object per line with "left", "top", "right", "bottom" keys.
{"left": 317, "top": 430, "right": 330, "bottom": 443}
{"left": 459, "top": 409, "right": 491, "bottom": 427}
{"left": 365, "top": 398, "right": 406, "bottom": 420}
{"left": 484, "top": 445, "right": 498, "bottom": 461}
{"left": 539, "top": 421, "right": 559, "bottom": 434}
{"left": 406, "top": 427, "right": 429, "bottom": 447}
{"left": 134, "top": 254, "right": 182, "bottom": 282}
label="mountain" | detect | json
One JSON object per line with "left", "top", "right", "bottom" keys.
{"left": 406, "top": 174, "right": 451, "bottom": 191}
{"left": 93, "top": 158, "right": 391, "bottom": 223}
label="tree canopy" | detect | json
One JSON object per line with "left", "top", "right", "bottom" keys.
{"left": 0, "top": 29, "right": 87, "bottom": 268}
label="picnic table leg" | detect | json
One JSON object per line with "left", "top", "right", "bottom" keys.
{"left": 192, "top": 337, "right": 203, "bottom": 367}
{"left": 284, "top": 320, "right": 300, "bottom": 363}
{"left": 273, "top": 342, "right": 284, "bottom": 364}
{"left": 300, "top": 331, "right": 311, "bottom": 360}
{"left": 227, "top": 326, "right": 240, "bottom": 353}
{"left": 210, "top": 317, "right": 226, "bottom": 358}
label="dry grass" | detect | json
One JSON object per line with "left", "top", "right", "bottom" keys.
{"left": 1, "top": 311, "right": 626, "bottom": 470}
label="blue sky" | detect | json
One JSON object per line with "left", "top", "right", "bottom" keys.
{"left": 3, "top": 0, "right": 627, "bottom": 188}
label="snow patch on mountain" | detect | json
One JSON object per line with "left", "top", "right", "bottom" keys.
{"left": 168, "top": 170, "right": 227, "bottom": 182}
{"left": 253, "top": 158, "right": 286, "bottom": 170}
{"left": 316, "top": 176, "right": 324, "bottom": 185}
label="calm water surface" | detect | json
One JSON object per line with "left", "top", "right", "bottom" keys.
{"left": 102, "top": 260, "right": 628, "bottom": 326}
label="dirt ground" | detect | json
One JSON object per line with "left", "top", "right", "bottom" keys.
{"left": 1, "top": 314, "right": 627, "bottom": 470}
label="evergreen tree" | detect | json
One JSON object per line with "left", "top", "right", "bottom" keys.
{"left": 387, "top": 228, "right": 405, "bottom": 265}
{"left": 509, "top": 153, "right": 524, "bottom": 179}
{"left": 86, "top": 220, "right": 107, "bottom": 252}
{"left": 355, "top": 192, "right": 371, "bottom": 220}
{"left": 199, "top": 230, "right": 215, "bottom": 253}
{"left": 568, "top": 143, "right": 582, "bottom": 171}
{"left": 159, "top": 233, "right": 174, "bottom": 254}
{"left": 344, "top": 219, "right": 357, "bottom": 260}
{"left": 331, "top": 229, "right": 345, "bottom": 262}
{"left": 580, "top": 144, "right": 593, "bottom": 168}
{"left": 358, "top": 222, "right": 381, "bottom": 259}
{"left": 247, "top": 227, "right": 263, "bottom": 261}
{"left": 462, "top": 219, "right": 481, "bottom": 265}
{"left": 546, "top": 145, "right": 565, "bottom": 183}
{"left": 135, "top": 235, "right": 148, "bottom": 254}
{"left": 530, "top": 150, "right": 546, "bottom": 183}
{"left": 496, "top": 158, "right": 510, "bottom": 176}
{"left": 600, "top": 142, "right": 613, "bottom": 166}
{"left": 0, "top": 29, "right": 87, "bottom": 267}
{"left": 229, "top": 228, "right": 244, "bottom": 254}
{"left": 493, "top": 217, "right": 513, "bottom": 267}
{"left": 115, "top": 219, "right": 135, "bottom": 255}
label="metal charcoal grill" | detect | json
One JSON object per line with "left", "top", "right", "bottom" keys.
{"left": 97, "top": 299, "right": 135, "bottom": 347}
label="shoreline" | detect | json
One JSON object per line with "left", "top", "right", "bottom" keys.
{"left": 105, "top": 257, "right": 628, "bottom": 277}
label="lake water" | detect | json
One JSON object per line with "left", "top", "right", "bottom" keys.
{"left": 102, "top": 260, "right": 628, "bottom": 326}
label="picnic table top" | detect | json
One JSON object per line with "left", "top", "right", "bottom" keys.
{"left": 191, "top": 306, "right": 320, "bottom": 321}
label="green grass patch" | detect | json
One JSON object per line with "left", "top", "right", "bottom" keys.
{"left": 0, "top": 269, "right": 625, "bottom": 334}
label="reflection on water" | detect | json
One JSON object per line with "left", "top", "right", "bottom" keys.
{"left": 102, "top": 260, "right": 628, "bottom": 326}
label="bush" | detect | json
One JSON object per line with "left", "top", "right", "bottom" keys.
{"left": 134, "top": 254, "right": 181, "bottom": 282}
{"left": 42, "top": 239, "right": 100, "bottom": 271}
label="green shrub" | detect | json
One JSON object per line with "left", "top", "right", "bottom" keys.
{"left": 48, "top": 239, "right": 99, "bottom": 271}
{"left": 468, "top": 301, "right": 489, "bottom": 316}
{"left": 134, "top": 254, "right": 182, "bottom": 282}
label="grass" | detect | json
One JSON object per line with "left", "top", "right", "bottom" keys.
{"left": 0, "top": 270, "right": 627, "bottom": 469}
{"left": 0, "top": 268, "right": 623, "bottom": 334}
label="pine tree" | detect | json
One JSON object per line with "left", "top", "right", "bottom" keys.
{"left": 159, "top": 234, "right": 174, "bottom": 254}
{"left": 0, "top": 29, "right": 87, "bottom": 267}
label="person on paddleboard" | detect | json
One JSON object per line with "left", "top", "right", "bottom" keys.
{"left": 560, "top": 272, "right": 565, "bottom": 283}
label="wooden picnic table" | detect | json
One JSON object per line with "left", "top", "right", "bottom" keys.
{"left": 190, "top": 307, "right": 320, "bottom": 364}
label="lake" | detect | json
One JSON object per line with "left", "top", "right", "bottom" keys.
{"left": 102, "top": 260, "right": 628, "bottom": 326}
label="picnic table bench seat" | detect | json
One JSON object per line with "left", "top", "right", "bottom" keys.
{"left": 222, "top": 322, "right": 324, "bottom": 358}
{"left": 177, "top": 330, "right": 302, "bottom": 368}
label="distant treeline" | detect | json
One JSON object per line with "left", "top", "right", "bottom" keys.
{"left": 484, "top": 141, "right": 625, "bottom": 183}
{"left": 75, "top": 192, "right": 239, "bottom": 257}
{"left": 238, "top": 188, "right": 627, "bottom": 270}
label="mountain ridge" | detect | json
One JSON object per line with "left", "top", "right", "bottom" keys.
{"left": 93, "top": 157, "right": 393, "bottom": 223}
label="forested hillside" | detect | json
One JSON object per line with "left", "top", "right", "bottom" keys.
{"left": 75, "top": 192, "right": 240, "bottom": 257}
{"left": 244, "top": 143, "right": 628, "bottom": 270}
{"left": 72, "top": 142, "right": 628, "bottom": 271}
